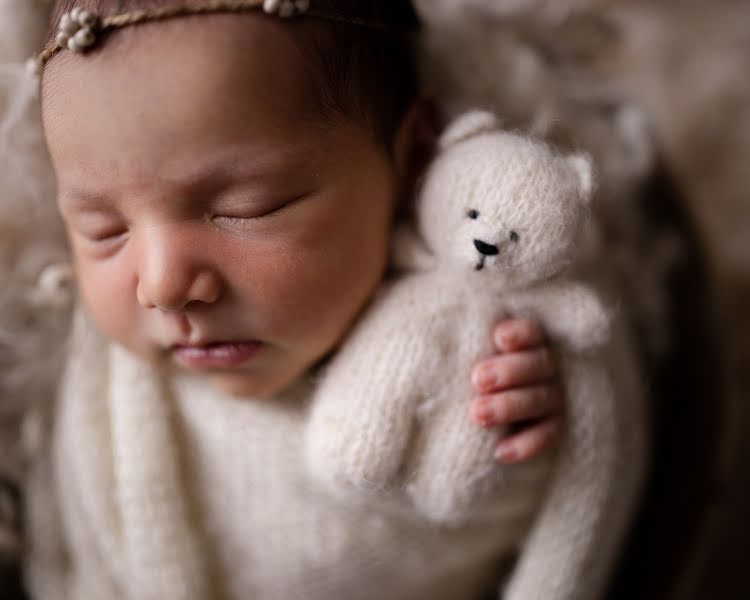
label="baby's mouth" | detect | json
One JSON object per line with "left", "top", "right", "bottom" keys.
{"left": 171, "top": 341, "right": 262, "bottom": 370}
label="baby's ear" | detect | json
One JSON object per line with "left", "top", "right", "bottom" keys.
{"left": 439, "top": 110, "right": 501, "bottom": 150}
{"left": 566, "top": 153, "right": 595, "bottom": 204}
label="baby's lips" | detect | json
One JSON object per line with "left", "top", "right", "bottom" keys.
{"left": 172, "top": 341, "right": 262, "bottom": 369}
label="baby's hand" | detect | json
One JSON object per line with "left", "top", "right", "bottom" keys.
{"left": 470, "top": 318, "right": 564, "bottom": 464}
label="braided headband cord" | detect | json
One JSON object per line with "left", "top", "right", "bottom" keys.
{"left": 35, "top": 0, "right": 418, "bottom": 69}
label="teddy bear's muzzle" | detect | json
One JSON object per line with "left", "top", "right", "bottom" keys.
{"left": 473, "top": 239, "right": 499, "bottom": 256}
{"left": 473, "top": 239, "right": 500, "bottom": 271}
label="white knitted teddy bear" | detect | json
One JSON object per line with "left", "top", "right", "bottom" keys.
{"left": 306, "top": 111, "right": 634, "bottom": 599}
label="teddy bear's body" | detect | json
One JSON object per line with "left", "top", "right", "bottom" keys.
{"left": 307, "top": 267, "right": 556, "bottom": 523}
{"left": 305, "top": 246, "right": 610, "bottom": 521}
{"left": 305, "top": 111, "right": 642, "bottom": 600}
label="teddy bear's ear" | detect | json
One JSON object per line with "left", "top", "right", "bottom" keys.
{"left": 438, "top": 110, "right": 501, "bottom": 150}
{"left": 566, "top": 153, "right": 595, "bottom": 204}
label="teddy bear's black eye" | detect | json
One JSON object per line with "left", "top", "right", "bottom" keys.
{"left": 509, "top": 230, "right": 520, "bottom": 243}
{"left": 467, "top": 209, "right": 479, "bottom": 220}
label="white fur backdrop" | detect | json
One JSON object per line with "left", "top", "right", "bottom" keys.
{"left": 0, "top": 0, "right": 65, "bottom": 483}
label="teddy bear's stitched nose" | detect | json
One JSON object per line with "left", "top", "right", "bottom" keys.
{"left": 473, "top": 239, "right": 499, "bottom": 256}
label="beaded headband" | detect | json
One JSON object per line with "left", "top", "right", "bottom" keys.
{"left": 33, "top": 0, "right": 418, "bottom": 72}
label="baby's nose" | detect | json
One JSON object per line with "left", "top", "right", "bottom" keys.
{"left": 137, "top": 268, "right": 222, "bottom": 312}
{"left": 135, "top": 230, "right": 222, "bottom": 311}
{"left": 473, "top": 239, "right": 499, "bottom": 256}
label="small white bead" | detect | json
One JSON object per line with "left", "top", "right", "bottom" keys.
{"left": 61, "top": 20, "right": 79, "bottom": 35}
{"left": 295, "top": 0, "right": 310, "bottom": 12}
{"left": 60, "top": 13, "right": 74, "bottom": 30}
{"left": 67, "top": 37, "right": 79, "bottom": 52}
{"left": 263, "top": 0, "right": 282, "bottom": 13}
{"left": 70, "top": 7, "right": 82, "bottom": 21}
{"left": 56, "top": 31, "right": 70, "bottom": 48}
{"left": 78, "top": 10, "right": 97, "bottom": 28}
{"left": 73, "top": 28, "right": 95, "bottom": 48}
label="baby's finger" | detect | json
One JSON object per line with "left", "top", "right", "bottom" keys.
{"left": 471, "top": 348, "right": 557, "bottom": 393}
{"left": 470, "top": 385, "right": 562, "bottom": 428}
{"left": 493, "top": 318, "right": 546, "bottom": 353}
{"left": 494, "top": 418, "right": 562, "bottom": 463}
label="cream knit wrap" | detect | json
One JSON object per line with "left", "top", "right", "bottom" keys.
{"left": 24, "top": 310, "right": 553, "bottom": 600}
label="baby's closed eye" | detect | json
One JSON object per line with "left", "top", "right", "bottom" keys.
{"left": 209, "top": 188, "right": 316, "bottom": 229}
{"left": 76, "top": 222, "right": 128, "bottom": 242}
{"left": 66, "top": 210, "right": 129, "bottom": 244}
{"left": 210, "top": 197, "right": 292, "bottom": 227}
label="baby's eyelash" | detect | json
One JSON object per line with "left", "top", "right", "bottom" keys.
{"left": 210, "top": 192, "right": 310, "bottom": 228}
{"left": 74, "top": 228, "right": 129, "bottom": 259}
{"left": 77, "top": 226, "right": 128, "bottom": 243}
{"left": 212, "top": 215, "right": 261, "bottom": 225}
{"left": 210, "top": 207, "right": 279, "bottom": 228}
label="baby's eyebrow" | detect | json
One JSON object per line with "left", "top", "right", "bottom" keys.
{"left": 58, "top": 145, "right": 320, "bottom": 210}
{"left": 58, "top": 186, "right": 114, "bottom": 211}
{"left": 180, "top": 145, "right": 320, "bottom": 188}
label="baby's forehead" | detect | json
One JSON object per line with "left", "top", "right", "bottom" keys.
{"left": 41, "top": 14, "right": 374, "bottom": 204}
{"left": 42, "top": 13, "right": 331, "bottom": 127}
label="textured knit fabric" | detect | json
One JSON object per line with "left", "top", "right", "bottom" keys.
{"left": 305, "top": 114, "right": 646, "bottom": 600}
{"left": 25, "top": 311, "right": 213, "bottom": 600}
{"left": 24, "top": 310, "right": 537, "bottom": 600}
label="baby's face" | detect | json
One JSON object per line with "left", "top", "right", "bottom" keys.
{"left": 43, "top": 16, "right": 398, "bottom": 397}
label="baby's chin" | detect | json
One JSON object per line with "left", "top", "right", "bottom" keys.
{"left": 205, "top": 367, "right": 307, "bottom": 400}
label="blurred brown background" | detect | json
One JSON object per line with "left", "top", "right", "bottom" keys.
{"left": 538, "top": 1, "right": 750, "bottom": 597}
{"left": 592, "top": 5, "right": 750, "bottom": 596}
{"left": 612, "top": 2, "right": 750, "bottom": 597}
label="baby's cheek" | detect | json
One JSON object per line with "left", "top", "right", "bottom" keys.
{"left": 258, "top": 242, "right": 382, "bottom": 346}
{"left": 75, "top": 256, "right": 141, "bottom": 349}
{"left": 267, "top": 213, "right": 388, "bottom": 332}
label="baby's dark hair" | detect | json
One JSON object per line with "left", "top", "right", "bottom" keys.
{"left": 44, "top": 0, "right": 420, "bottom": 150}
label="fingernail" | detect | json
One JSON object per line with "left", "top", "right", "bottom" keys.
{"left": 495, "top": 443, "right": 518, "bottom": 463}
{"left": 496, "top": 323, "right": 520, "bottom": 350}
{"left": 471, "top": 401, "right": 494, "bottom": 428}
{"left": 471, "top": 366, "right": 496, "bottom": 391}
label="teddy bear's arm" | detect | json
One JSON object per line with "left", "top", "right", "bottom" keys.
{"left": 304, "top": 281, "right": 439, "bottom": 497}
{"left": 504, "top": 282, "right": 611, "bottom": 352}
{"left": 503, "top": 324, "right": 646, "bottom": 600}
